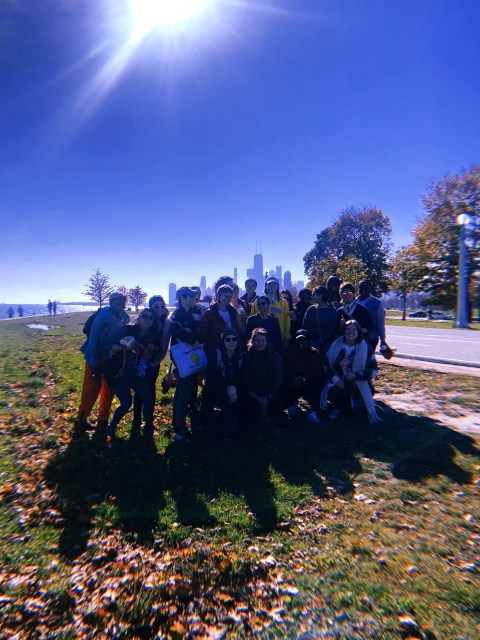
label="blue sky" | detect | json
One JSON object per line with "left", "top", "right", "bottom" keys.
{"left": 1, "top": 0, "right": 479, "bottom": 302}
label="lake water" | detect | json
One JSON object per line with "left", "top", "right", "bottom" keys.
{"left": 0, "top": 303, "right": 99, "bottom": 320}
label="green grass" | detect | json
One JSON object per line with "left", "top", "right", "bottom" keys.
{"left": 0, "top": 313, "right": 479, "bottom": 638}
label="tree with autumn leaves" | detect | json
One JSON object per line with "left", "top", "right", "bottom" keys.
{"left": 303, "top": 205, "right": 393, "bottom": 293}
{"left": 392, "top": 165, "right": 479, "bottom": 316}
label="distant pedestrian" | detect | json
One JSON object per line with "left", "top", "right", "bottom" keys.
{"left": 52, "top": 301, "right": 57, "bottom": 315}
{"left": 17, "top": 306, "right": 24, "bottom": 317}
{"left": 6, "top": 307, "right": 14, "bottom": 319}
{"left": 47, "top": 300, "right": 53, "bottom": 315}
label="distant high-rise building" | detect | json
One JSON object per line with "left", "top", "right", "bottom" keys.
{"left": 247, "top": 250, "right": 264, "bottom": 288}
{"left": 234, "top": 267, "right": 238, "bottom": 284}
{"left": 168, "top": 283, "right": 177, "bottom": 306}
{"left": 276, "top": 265, "right": 283, "bottom": 288}
{"left": 200, "top": 276, "right": 206, "bottom": 291}
{"left": 284, "top": 271, "right": 292, "bottom": 291}
{"left": 296, "top": 280, "right": 305, "bottom": 291}
{"left": 268, "top": 269, "right": 276, "bottom": 278}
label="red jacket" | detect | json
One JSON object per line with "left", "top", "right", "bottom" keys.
{"left": 200, "top": 303, "right": 241, "bottom": 353}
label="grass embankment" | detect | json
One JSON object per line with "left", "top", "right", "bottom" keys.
{"left": 0, "top": 313, "right": 479, "bottom": 639}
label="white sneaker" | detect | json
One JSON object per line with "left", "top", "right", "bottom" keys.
{"left": 287, "top": 402, "right": 298, "bottom": 417}
{"left": 329, "top": 408, "right": 341, "bottom": 420}
{"left": 307, "top": 411, "right": 320, "bottom": 424}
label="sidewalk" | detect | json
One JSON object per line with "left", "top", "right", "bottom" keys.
{"left": 380, "top": 355, "right": 480, "bottom": 377}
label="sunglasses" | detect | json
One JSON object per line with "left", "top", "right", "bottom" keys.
{"left": 224, "top": 337, "right": 237, "bottom": 343}
{"left": 257, "top": 301, "right": 268, "bottom": 307}
{"left": 152, "top": 304, "right": 165, "bottom": 309}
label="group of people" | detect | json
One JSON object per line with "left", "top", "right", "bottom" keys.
{"left": 75, "top": 273, "right": 389, "bottom": 446}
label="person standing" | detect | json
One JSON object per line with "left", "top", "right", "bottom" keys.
{"left": 17, "top": 306, "right": 24, "bottom": 317}
{"left": 302, "top": 286, "right": 337, "bottom": 357}
{"left": 326, "top": 275, "right": 342, "bottom": 310}
{"left": 241, "top": 278, "right": 258, "bottom": 314}
{"left": 76, "top": 293, "right": 129, "bottom": 432}
{"left": 200, "top": 285, "right": 241, "bottom": 354}
{"left": 131, "top": 295, "right": 171, "bottom": 433}
{"left": 357, "top": 279, "right": 388, "bottom": 352}
{"left": 170, "top": 287, "right": 202, "bottom": 442}
{"left": 244, "top": 296, "right": 283, "bottom": 354}
{"left": 336, "top": 282, "right": 373, "bottom": 337}
{"left": 250, "top": 276, "right": 291, "bottom": 345}
{"left": 47, "top": 300, "right": 53, "bottom": 315}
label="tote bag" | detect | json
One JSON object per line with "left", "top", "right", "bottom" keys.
{"left": 170, "top": 340, "right": 207, "bottom": 378}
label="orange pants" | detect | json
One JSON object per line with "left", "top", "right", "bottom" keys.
{"left": 76, "top": 361, "right": 114, "bottom": 424}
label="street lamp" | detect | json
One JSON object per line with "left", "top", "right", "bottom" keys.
{"left": 456, "top": 213, "right": 470, "bottom": 329}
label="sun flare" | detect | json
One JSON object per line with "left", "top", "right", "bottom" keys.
{"left": 130, "top": 0, "right": 210, "bottom": 41}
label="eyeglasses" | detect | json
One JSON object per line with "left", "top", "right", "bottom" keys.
{"left": 257, "top": 302, "right": 268, "bottom": 307}
{"left": 224, "top": 337, "right": 237, "bottom": 343}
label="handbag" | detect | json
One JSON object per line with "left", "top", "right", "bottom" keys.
{"left": 161, "top": 363, "right": 177, "bottom": 393}
{"left": 170, "top": 340, "right": 207, "bottom": 378}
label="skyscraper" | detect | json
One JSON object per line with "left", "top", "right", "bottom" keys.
{"left": 200, "top": 276, "right": 206, "bottom": 291}
{"left": 276, "top": 265, "right": 283, "bottom": 288}
{"left": 234, "top": 267, "right": 238, "bottom": 284}
{"left": 247, "top": 250, "right": 264, "bottom": 288}
{"left": 168, "top": 283, "right": 177, "bottom": 306}
{"left": 284, "top": 271, "right": 292, "bottom": 291}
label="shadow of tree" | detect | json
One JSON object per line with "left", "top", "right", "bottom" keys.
{"left": 44, "top": 402, "right": 479, "bottom": 558}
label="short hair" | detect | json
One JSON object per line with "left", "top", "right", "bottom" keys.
{"left": 190, "top": 285, "right": 202, "bottom": 295}
{"left": 298, "top": 288, "right": 312, "bottom": 299}
{"left": 313, "top": 286, "right": 329, "bottom": 302}
{"left": 245, "top": 278, "right": 257, "bottom": 287}
{"left": 340, "top": 282, "right": 356, "bottom": 294}
{"left": 256, "top": 295, "right": 270, "bottom": 306}
{"left": 214, "top": 275, "right": 234, "bottom": 293}
{"left": 216, "top": 284, "right": 233, "bottom": 299}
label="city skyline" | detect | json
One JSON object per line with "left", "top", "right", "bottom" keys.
{"left": 2, "top": 1, "right": 479, "bottom": 304}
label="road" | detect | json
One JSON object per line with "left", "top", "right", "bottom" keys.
{"left": 385, "top": 325, "right": 480, "bottom": 368}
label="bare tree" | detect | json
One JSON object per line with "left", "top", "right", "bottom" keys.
{"left": 84, "top": 268, "right": 115, "bottom": 307}
{"left": 128, "top": 286, "right": 148, "bottom": 313}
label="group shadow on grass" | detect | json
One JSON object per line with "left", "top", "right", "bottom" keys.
{"left": 44, "top": 401, "right": 479, "bottom": 559}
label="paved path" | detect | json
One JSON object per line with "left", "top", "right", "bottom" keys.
{"left": 386, "top": 325, "right": 480, "bottom": 368}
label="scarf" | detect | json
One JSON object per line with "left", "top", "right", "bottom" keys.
{"left": 320, "top": 337, "right": 382, "bottom": 423}
{"left": 342, "top": 300, "right": 357, "bottom": 318}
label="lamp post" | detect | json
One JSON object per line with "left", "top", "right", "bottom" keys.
{"left": 456, "top": 214, "right": 470, "bottom": 329}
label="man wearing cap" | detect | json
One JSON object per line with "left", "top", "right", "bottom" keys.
{"left": 280, "top": 329, "right": 323, "bottom": 424}
{"left": 170, "top": 287, "right": 202, "bottom": 441}
{"left": 76, "top": 292, "right": 129, "bottom": 431}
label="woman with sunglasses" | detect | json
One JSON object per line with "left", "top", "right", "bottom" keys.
{"left": 203, "top": 327, "right": 245, "bottom": 438}
{"left": 131, "top": 295, "right": 171, "bottom": 433}
{"left": 105, "top": 309, "right": 160, "bottom": 444}
{"left": 250, "top": 276, "right": 290, "bottom": 345}
{"left": 244, "top": 296, "right": 283, "bottom": 354}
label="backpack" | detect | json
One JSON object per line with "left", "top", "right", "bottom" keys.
{"left": 82, "top": 308, "right": 102, "bottom": 335}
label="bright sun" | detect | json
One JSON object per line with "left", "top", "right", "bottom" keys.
{"left": 130, "top": 0, "right": 210, "bottom": 40}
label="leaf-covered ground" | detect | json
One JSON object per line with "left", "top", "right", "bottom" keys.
{"left": 0, "top": 314, "right": 479, "bottom": 639}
